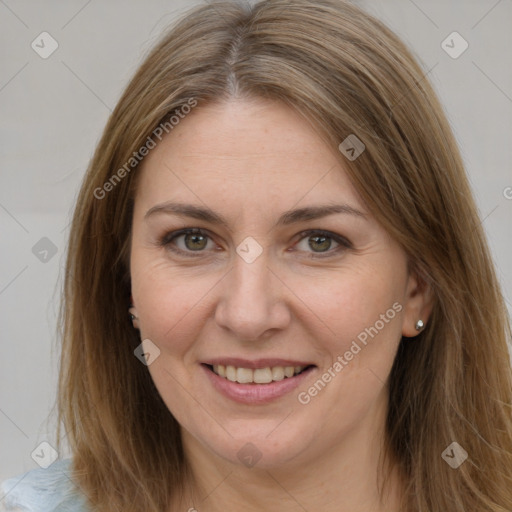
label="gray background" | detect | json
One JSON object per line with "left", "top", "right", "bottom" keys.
{"left": 1, "top": 0, "right": 511, "bottom": 482}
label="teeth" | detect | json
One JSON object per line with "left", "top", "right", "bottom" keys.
{"left": 271, "top": 366, "right": 285, "bottom": 381}
{"left": 236, "top": 367, "right": 253, "bottom": 384}
{"left": 212, "top": 364, "right": 307, "bottom": 383}
{"left": 253, "top": 367, "right": 272, "bottom": 384}
{"left": 226, "top": 365, "right": 237, "bottom": 382}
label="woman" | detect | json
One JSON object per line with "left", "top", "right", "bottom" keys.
{"left": 2, "top": 0, "right": 511, "bottom": 511}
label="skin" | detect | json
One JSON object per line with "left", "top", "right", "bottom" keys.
{"left": 129, "top": 98, "right": 432, "bottom": 512}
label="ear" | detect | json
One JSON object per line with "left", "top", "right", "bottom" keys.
{"left": 129, "top": 294, "right": 140, "bottom": 329}
{"left": 129, "top": 307, "right": 140, "bottom": 329}
{"left": 401, "top": 266, "right": 434, "bottom": 338}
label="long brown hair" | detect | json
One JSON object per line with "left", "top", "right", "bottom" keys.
{"left": 57, "top": 1, "right": 512, "bottom": 510}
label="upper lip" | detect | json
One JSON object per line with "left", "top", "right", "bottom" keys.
{"left": 202, "top": 358, "right": 315, "bottom": 369}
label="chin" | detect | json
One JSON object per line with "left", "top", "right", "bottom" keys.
{"left": 196, "top": 420, "right": 319, "bottom": 470}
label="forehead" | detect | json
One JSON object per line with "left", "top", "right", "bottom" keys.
{"left": 135, "top": 99, "right": 363, "bottom": 216}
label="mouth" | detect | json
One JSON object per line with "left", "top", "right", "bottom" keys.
{"left": 205, "top": 363, "right": 313, "bottom": 384}
{"left": 201, "top": 360, "right": 317, "bottom": 404}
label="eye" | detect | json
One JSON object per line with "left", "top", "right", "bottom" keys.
{"left": 293, "top": 229, "right": 352, "bottom": 258}
{"left": 160, "top": 228, "right": 216, "bottom": 256}
{"left": 160, "top": 228, "right": 352, "bottom": 259}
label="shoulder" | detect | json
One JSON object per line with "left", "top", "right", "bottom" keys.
{"left": 0, "top": 459, "right": 90, "bottom": 512}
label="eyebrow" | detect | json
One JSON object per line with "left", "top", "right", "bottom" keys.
{"left": 144, "top": 201, "right": 367, "bottom": 228}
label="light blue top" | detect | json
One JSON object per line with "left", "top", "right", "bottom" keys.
{"left": 0, "top": 459, "right": 89, "bottom": 512}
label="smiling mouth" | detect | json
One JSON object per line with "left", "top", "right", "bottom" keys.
{"left": 205, "top": 364, "right": 314, "bottom": 384}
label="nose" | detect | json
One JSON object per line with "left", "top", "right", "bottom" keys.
{"left": 214, "top": 251, "right": 291, "bottom": 341}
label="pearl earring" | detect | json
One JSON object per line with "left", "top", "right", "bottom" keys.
{"left": 415, "top": 319, "right": 424, "bottom": 331}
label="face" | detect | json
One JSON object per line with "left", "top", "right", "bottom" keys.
{"left": 129, "top": 98, "right": 429, "bottom": 470}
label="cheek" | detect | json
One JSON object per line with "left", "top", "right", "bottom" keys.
{"left": 130, "top": 256, "right": 219, "bottom": 351}
{"left": 295, "top": 264, "right": 404, "bottom": 348}
{"left": 294, "top": 270, "right": 404, "bottom": 430}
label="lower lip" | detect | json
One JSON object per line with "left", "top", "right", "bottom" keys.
{"left": 201, "top": 364, "right": 316, "bottom": 404}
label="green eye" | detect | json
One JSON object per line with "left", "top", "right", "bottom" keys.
{"left": 182, "top": 231, "right": 208, "bottom": 251}
{"left": 161, "top": 228, "right": 214, "bottom": 256}
{"left": 161, "top": 228, "right": 352, "bottom": 259}
{"left": 294, "top": 230, "right": 352, "bottom": 258}
{"left": 307, "top": 234, "right": 333, "bottom": 252}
